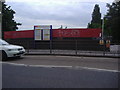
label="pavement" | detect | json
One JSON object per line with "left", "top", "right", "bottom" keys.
{"left": 25, "top": 49, "right": 120, "bottom": 58}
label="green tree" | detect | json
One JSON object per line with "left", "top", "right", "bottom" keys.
{"left": 105, "top": 1, "right": 120, "bottom": 43}
{"left": 87, "top": 4, "right": 101, "bottom": 28}
{"left": 2, "top": 2, "right": 21, "bottom": 39}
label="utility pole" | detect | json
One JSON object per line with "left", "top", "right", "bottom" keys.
{"left": 102, "top": 17, "right": 104, "bottom": 40}
{"left": 99, "top": 16, "right": 105, "bottom": 45}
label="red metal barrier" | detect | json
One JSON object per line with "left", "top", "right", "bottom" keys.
{"left": 4, "top": 30, "right": 34, "bottom": 39}
{"left": 52, "top": 29, "right": 101, "bottom": 38}
{"left": 4, "top": 28, "right": 101, "bottom": 39}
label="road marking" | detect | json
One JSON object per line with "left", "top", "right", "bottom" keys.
{"left": 1, "top": 62, "right": 119, "bottom": 73}
{"left": 1, "top": 62, "right": 28, "bottom": 67}
{"left": 74, "top": 66, "right": 119, "bottom": 73}
{"left": 29, "top": 65, "right": 72, "bottom": 68}
{"left": 1, "top": 62, "right": 72, "bottom": 68}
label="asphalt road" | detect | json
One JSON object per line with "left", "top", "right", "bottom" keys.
{"left": 2, "top": 55, "right": 119, "bottom": 88}
{"left": 3, "top": 55, "right": 119, "bottom": 70}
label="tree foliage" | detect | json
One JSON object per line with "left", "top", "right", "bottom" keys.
{"left": 105, "top": 1, "right": 120, "bottom": 42}
{"left": 87, "top": 4, "right": 101, "bottom": 28}
{"left": 2, "top": 2, "right": 21, "bottom": 39}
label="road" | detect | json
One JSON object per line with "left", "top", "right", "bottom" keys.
{"left": 2, "top": 55, "right": 119, "bottom": 88}
{"left": 3, "top": 55, "right": 119, "bottom": 70}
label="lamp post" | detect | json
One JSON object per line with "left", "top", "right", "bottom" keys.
{"left": 99, "top": 16, "right": 105, "bottom": 45}
{"left": 101, "top": 15, "right": 111, "bottom": 54}
{"left": 100, "top": 15, "right": 111, "bottom": 44}
{"left": 101, "top": 16, "right": 106, "bottom": 55}
{"left": 102, "top": 16, "right": 105, "bottom": 40}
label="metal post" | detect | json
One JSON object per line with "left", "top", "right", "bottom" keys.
{"left": 50, "top": 25, "right": 52, "bottom": 54}
{"left": 50, "top": 40, "right": 52, "bottom": 54}
{"left": 75, "top": 40, "right": 77, "bottom": 55}
{"left": 103, "top": 42, "right": 106, "bottom": 56}
{"left": 102, "top": 16, "right": 105, "bottom": 56}
{"left": 27, "top": 41, "right": 29, "bottom": 54}
{"left": 102, "top": 17, "right": 104, "bottom": 40}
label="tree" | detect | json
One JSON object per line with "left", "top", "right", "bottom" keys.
{"left": 2, "top": 2, "right": 21, "bottom": 39}
{"left": 105, "top": 1, "right": 120, "bottom": 42}
{"left": 87, "top": 4, "right": 101, "bottom": 28}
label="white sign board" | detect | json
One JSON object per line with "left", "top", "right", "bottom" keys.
{"left": 43, "top": 29, "right": 50, "bottom": 40}
{"left": 34, "top": 25, "right": 52, "bottom": 40}
{"left": 34, "top": 26, "right": 42, "bottom": 40}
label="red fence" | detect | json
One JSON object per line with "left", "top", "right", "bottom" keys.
{"left": 53, "top": 29, "right": 101, "bottom": 38}
{"left": 4, "top": 30, "right": 34, "bottom": 39}
{"left": 4, "top": 28, "right": 101, "bottom": 39}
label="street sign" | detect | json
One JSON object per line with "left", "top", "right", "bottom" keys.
{"left": 99, "top": 39, "right": 104, "bottom": 45}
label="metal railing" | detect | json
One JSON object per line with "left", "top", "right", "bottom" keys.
{"left": 7, "top": 39, "right": 120, "bottom": 57}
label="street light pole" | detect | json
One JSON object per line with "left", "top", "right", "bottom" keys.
{"left": 101, "top": 15, "right": 112, "bottom": 54}
{"left": 102, "top": 17, "right": 104, "bottom": 40}
{"left": 99, "top": 16, "right": 105, "bottom": 45}
{"left": 101, "top": 15, "right": 111, "bottom": 40}
{"left": 102, "top": 16, "right": 106, "bottom": 55}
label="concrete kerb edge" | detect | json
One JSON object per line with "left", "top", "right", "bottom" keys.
{"left": 25, "top": 53, "right": 120, "bottom": 58}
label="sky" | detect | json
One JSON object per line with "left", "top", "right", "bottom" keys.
{"left": 5, "top": 0, "right": 114, "bottom": 30}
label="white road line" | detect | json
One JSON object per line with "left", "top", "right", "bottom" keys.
{"left": 29, "top": 65, "right": 72, "bottom": 68}
{"left": 1, "top": 62, "right": 119, "bottom": 73}
{"left": 75, "top": 66, "right": 119, "bottom": 73}
{"left": 1, "top": 62, "right": 28, "bottom": 67}
{"left": 1, "top": 62, "right": 72, "bottom": 68}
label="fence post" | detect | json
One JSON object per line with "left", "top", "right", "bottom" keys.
{"left": 27, "top": 41, "right": 29, "bottom": 54}
{"left": 75, "top": 40, "right": 78, "bottom": 55}
{"left": 103, "top": 41, "right": 106, "bottom": 56}
{"left": 50, "top": 40, "right": 52, "bottom": 54}
{"left": 33, "top": 40, "right": 36, "bottom": 49}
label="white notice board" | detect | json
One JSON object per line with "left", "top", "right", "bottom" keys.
{"left": 34, "top": 25, "right": 52, "bottom": 40}
{"left": 34, "top": 26, "right": 42, "bottom": 40}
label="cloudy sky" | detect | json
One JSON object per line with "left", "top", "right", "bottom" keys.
{"left": 5, "top": 0, "right": 113, "bottom": 30}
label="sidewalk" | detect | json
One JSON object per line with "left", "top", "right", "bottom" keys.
{"left": 25, "top": 49, "right": 120, "bottom": 58}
